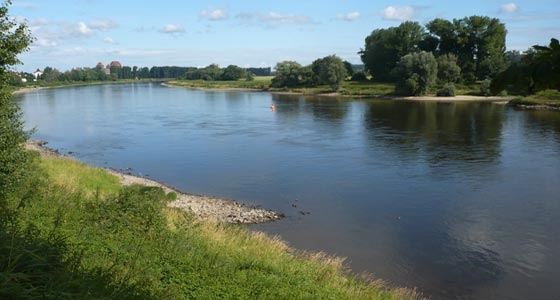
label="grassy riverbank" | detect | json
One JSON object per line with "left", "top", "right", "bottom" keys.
{"left": 1, "top": 152, "right": 421, "bottom": 299}
{"left": 167, "top": 77, "right": 499, "bottom": 99}
{"left": 167, "top": 77, "right": 397, "bottom": 97}
{"left": 509, "top": 89, "right": 560, "bottom": 109}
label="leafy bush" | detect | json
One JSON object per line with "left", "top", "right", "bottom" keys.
{"left": 533, "top": 89, "right": 560, "bottom": 100}
{"left": 350, "top": 71, "right": 368, "bottom": 81}
{"left": 480, "top": 78, "right": 492, "bottom": 96}
{"left": 392, "top": 51, "right": 437, "bottom": 96}
{"left": 437, "top": 83, "right": 456, "bottom": 97}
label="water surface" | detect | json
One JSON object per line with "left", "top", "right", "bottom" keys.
{"left": 17, "top": 83, "right": 560, "bottom": 300}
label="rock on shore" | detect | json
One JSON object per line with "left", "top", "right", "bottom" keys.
{"left": 26, "top": 140, "right": 285, "bottom": 224}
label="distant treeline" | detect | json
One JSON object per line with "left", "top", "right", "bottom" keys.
{"left": 12, "top": 64, "right": 272, "bottom": 86}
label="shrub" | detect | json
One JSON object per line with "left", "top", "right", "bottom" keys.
{"left": 533, "top": 89, "right": 560, "bottom": 100}
{"left": 392, "top": 51, "right": 437, "bottom": 96}
{"left": 480, "top": 78, "right": 492, "bottom": 96}
{"left": 350, "top": 71, "right": 368, "bottom": 82}
{"left": 437, "top": 83, "right": 456, "bottom": 97}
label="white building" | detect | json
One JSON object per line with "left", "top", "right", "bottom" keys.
{"left": 33, "top": 68, "right": 43, "bottom": 80}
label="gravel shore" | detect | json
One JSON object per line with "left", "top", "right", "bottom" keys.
{"left": 25, "top": 140, "right": 285, "bottom": 224}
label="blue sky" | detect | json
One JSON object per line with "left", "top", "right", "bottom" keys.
{"left": 10, "top": 0, "right": 560, "bottom": 72}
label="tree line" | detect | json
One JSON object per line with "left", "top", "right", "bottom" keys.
{"left": 270, "top": 55, "right": 351, "bottom": 91}
{"left": 271, "top": 15, "right": 556, "bottom": 97}
{"left": 13, "top": 64, "right": 272, "bottom": 85}
{"left": 10, "top": 13, "right": 558, "bottom": 97}
{"left": 269, "top": 15, "right": 506, "bottom": 95}
{"left": 490, "top": 38, "right": 560, "bottom": 95}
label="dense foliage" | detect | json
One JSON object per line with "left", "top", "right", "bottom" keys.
{"left": 392, "top": 51, "right": 438, "bottom": 96}
{"left": 271, "top": 55, "right": 348, "bottom": 91}
{"left": 311, "top": 55, "right": 347, "bottom": 91}
{"left": 360, "top": 16, "right": 506, "bottom": 83}
{"left": 182, "top": 64, "right": 254, "bottom": 81}
{"left": 0, "top": 0, "right": 33, "bottom": 216}
{"left": 436, "top": 54, "right": 461, "bottom": 84}
{"left": 491, "top": 38, "right": 560, "bottom": 95}
{"left": 359, "top": 21, "right": 424, "bottom": 82}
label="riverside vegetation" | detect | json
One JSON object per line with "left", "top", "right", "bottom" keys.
{"left": 1, "top": 150, "right": 423, "bottom": 299}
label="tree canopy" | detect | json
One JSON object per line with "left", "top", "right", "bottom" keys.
{"left": 392, "top": 51, "right": 438, "bottom": 96}
{"left": 491, "top": 38, "right": 560, "bottom": 95}
{"left": 0, "top": 0, "right": 34, "bottom": 212}
{"left": 359, "top": 21, "right": 424, "bottom": 82}
{"left": 311, "top": 55, "right": 347, "bottom": 91}
{"left": 360, "top": 16, "right": 506, "bottom": 83}
{"left": 271, "top": 61, "right": 305, "bottom": 88}
{"left": 271, "top": 55, "right": 347, "bottom": 91}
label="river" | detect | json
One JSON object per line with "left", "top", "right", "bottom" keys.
{"left": 16, "top": 82, "right": 560, "bottom": 300}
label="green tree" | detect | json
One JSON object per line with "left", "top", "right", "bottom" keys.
{"left": 311, "top": 55, "right": 347, "bottom": 91}
{"left": 271, "top": 61, "right": 304, "bottom": 88}
{"left": 359, "top": 21, "right": 424, "bottom": 81}
{"left": 40, "top": 66, "right": 61, "bottom": 82}
{"left": 532, "top": 38, "right": 560, "bottom": 90}
{"left": 139, "top": 67, "right": 150, "bottom": 79}
{"left": 454, "top": 16, "right": 506, "bottom": 81}
{"left": 0, "top": 0, "right": 34, "bottom": 212}
{"left": 120, "top": 66, "right": 133, "bottom": 79}
{"left": 437, "top": 53, "right": 461, "bottom": 83}
{"left": 221, "top": 65, "right": 247, "bottom": 81}
{"left": 424, "top": 16, "right": 507, "bottom": 81}
{"left": 109, "top": 65, "right": 120, "bottom": 80}
{"left": 343, "top": 61, "right": 354, "bottom": 77}
{"left": 491, "top": 39, "right": 560, "bottom": 95}
{"left": 423, "top": 18, "right": 457, "bottom": 54}
{"left": 392, "top": 51, "right": 437, "bottom": 96}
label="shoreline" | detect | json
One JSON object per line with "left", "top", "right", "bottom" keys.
{"left": 394, "top": 95, "right": 512, "bottom": 102}
{"left": 25, "top": 140, "right": 285, "bottom": 224}
{"left": 15, "top": 80, "right": 517, "bottom": 104}
{"left": 164, "top": 81, "right": 516, "bottom": 102}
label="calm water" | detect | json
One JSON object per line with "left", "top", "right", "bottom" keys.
{"left": 16, "top": 83, "right": 560, "bottom": 300}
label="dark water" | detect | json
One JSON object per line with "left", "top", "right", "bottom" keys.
{"left": 16, "top": 83, "right": 560, "bottom": 300}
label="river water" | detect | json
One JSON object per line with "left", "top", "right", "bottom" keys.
{"left": 16, "top": 83, "right": 560, "bottom": 300}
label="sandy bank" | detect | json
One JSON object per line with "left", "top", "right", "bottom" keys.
{"left": 25, "top": 140, "right": 284, "bottom": 224}
{"left": 12, "top": 86, "right": 48, "bottom": 95}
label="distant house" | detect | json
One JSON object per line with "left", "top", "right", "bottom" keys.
{"left": 33, "top": 68, "right": 42, "bottom": 80}
{"left": 107, "top": 61, "right": 122, "bottom": 69}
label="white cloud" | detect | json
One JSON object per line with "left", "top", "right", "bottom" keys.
{"left": 382, "top": 6, "right": 416, "bottom": 21}
{"left": 200, "top": 8, "right": 228, "bottom": 20}
{"left": 74, "top": 22, "right": 93, "bottom": 36}
{"left": 160, "top": 24, "right": 185, "bottom": 34}
{"left": 500, "top": 3, "right": 519, "bottom": 13}
{"left": 237, "top": 12, "right": 314, "bottom": 26}
{"left": 34, "top": 38, "right": 57, "bottom": 47}
{"left": 337, "top": 12, "right": 360, "bottom": 21}
{"left": 103, "top": 37, "right": 116, "bottom": 44}
{"left": 89, "top": 19, "right": 118, "bottom": 31}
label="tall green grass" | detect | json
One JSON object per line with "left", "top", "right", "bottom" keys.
{"left": 509, "top": 89, "right": 560, "bottom": 107}
{"left": 1, "top": 155, "right": 422, "bottom": 299}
